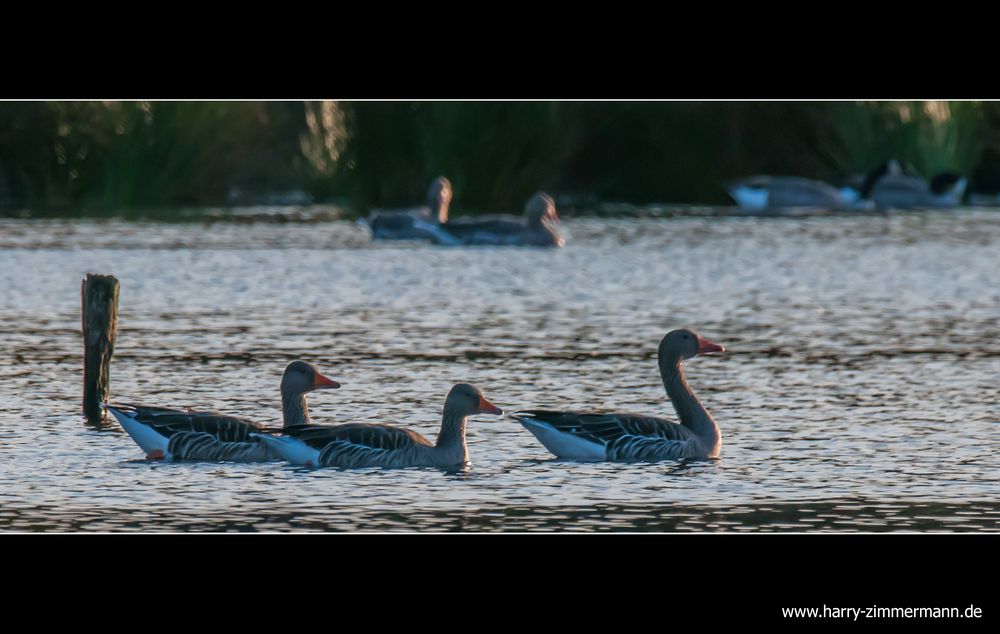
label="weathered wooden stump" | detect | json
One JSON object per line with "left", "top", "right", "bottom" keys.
{"left": 82, "top": 274, "right": 119, "bottom": 425}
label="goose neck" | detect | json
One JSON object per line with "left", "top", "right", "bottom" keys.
{"left": 659, "top": 356, "right": 720, "bottom": 448}
{"left": 431, "top": 200, "right": 449, "bottom": 224}
{"left": 435, "top": 409, "right": 469, "bottom": 454}
{"left": 281, "top": 390, "right": 310, "bottom": 427}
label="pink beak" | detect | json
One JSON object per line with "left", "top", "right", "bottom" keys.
{"left": 312, "top": 372, "right": 341, "bottom": 390}
{"left": 478, "top": 395, "right": 503, "bottom": 416}
{"left": 696, "top": 335, "right": 725, "bottom": 354}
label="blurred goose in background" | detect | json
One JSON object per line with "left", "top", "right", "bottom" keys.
{"left": 253, "top": 383, "right": 503, "bottom": 469}
{"left": 859, "top": 160, "right": 968, "bottom": 209}
{"left": 366, "top": 177, "right": 460, "bottom": 243}
{"left": 726, "top": 176, "right": 874, "bottom": 212}
{"left": 435, "top": 192, "right": 565, "bottom": 246}
{"left": 512, "top": 329, "right": 725, "bottom": 462}
{"left": 103, "top": 361, "right": 340, "bottom": 461}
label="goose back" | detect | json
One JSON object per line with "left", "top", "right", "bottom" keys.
{"left": 513, "top": 410, "right": 705, "bottom": 461}
{"left": 107, "top": 403, "right": 276, "bottom": 462}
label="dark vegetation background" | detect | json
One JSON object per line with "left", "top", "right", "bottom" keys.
{"left": 2, "top": 101, "right": 1000, "bottom": 215}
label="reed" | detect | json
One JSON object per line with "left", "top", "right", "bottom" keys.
{"left": 340, "top": 101, "right": 582, "bottom": 212}
{"left": 0, "top": 101, "right": 994, "bottom": 214}
{"left": 819, "top": 101, "right": 985, "bottom": 179}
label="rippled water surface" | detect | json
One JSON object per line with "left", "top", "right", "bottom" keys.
{"left": 1, "top": 210, "right": 998, "bottom": 531}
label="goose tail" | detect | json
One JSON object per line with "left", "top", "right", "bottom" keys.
{"left": 103, "top": 403, "right": 170, "bottom": 459}
{"left": 511, "top": 412, "right": 607, "bottom": 461}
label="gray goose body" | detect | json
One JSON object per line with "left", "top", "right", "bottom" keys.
{"left": 513, "top": 411, "right": 708, "bottom": 461}
{"left": 434, "top": 192, "right": 564, "bottom": 247}
{"left": 281, "top": 423, "right": 451, "bottom": 469}
{"left": 727, "top": 176, "right": 872, "bottom": 212}
{"left": 254, "top": 383, "right": 503, "bottom": 469}
{"left": 867, "top": 173, "right": 967, "bottom": 209}
{"left": 104, "top": 403, "right": 276, "bottom": 462}
{"left": 849, "top": 160, "right": 967, "bottom": 210}
{"left": 104, "top": 361, "right": 340, "bottom": 461}
{"left": 367, "top": 177, "right": 458, "bottom": 243}
{"left": 513, "top": 329, "right": 725, "bottom": 462}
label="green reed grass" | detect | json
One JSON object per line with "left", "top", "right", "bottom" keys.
{"left": 0, "top": 101, "right": 994, "bottom": 216}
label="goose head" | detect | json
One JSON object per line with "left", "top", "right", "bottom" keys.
{"left": 444, "top": 383, "right": 503, "bottom": 417}
{"left": 524, "top": 192, "right": 558, "bottom": 229}
{"left": 658, "top": 329, "right": 725, "bottom": 363}
{"left": 427, "top": 177, "right": 453, "bottom": 224}
{"left": 280, "top": 360, "right": 341, "bottom": 397}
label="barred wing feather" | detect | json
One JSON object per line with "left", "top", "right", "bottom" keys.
{"left": 284, "top": 423, "right": 432, "bottom": 468}
{"left": 513, "top": 410, "right": 702, "bottom": 461}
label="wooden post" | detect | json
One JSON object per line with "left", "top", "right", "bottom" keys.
{"left": 82, "top": 274, "right": 119, "bottom": 425}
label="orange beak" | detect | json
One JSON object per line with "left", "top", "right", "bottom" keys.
{"left": 312, "top": 372, "right": 341, "bottom": 390}
{"left": 477, "top": 395, "right": 503, "bottom": 416}
{"left": 696, "top": 335, "right": 725, "bottom": 354}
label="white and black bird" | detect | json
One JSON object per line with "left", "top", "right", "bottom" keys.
{"left": 512, "top": 329, "right": 726, "bottom": 462}
{"left": 366, "top": 177, "right": 460, "bottom": 243}
{"left": 434, "top": 192, "right": 564, "bottom": 246}
{"left": 104, "top": 360, "right": 341, "bottom": 462}
{"left": 726, "top": 175, "right": 873, "bottom": 212}
{"left": 253, "top": 383, "right": 503, "bottom": 469}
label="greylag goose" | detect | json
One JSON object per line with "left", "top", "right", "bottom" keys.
{"left": 253, "top": 383, "right": 502, "bottom": 469}
{"left": 512, "top": 329, "right": 725, "bottom": 462}
{"left": 726, "top": 176, "right": 874, "bottom": 212}
{"left": 840, "top": 160, "right": 968, "bottom": 209}
{"left": 863, "top": 166, "right": 967, "bottom": 209}
{"left": 367, "top": 177, "right": 460, "bottom": 243}
{"left": 435, "top": 192, "right": 564, "bottom": 246}
{"left": 103, "top": 361, "right": 340, "bottom": 461}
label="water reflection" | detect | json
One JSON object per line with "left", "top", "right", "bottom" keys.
{"left": 0, "top": 210, "right": 998, "bottom": 531}
{"left": 0, "top": 499, "right": 994, "bottom": 532}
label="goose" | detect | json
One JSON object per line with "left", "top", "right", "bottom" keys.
{"left": 726, "top": 176, "right": 874, "bottom": 212}
{"left": 839, "top": 159, "right": 968, "bottom": 210}
{"left": 864, "top": 169, "right": 967, "bottom": 210}
{"left": 366, "top": 177, "right": 460, "bottom": 244}
{"left": 511, "top": 329, "right": 725, "bottom": 462}
{"left": 253, "top": 383, "right": 503, "bottom": 469}
{"left": 434, "top": 192, "right": 564, "bottom": 246}
{"left": 103, "top": 360, "right": 340, "bottom": 461}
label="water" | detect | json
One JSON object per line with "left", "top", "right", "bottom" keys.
{"left": 1, "top": 210, "right": 998, "bottom": 532}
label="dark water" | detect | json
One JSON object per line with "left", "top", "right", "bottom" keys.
{"left": 1, "top": 210, "right": 998, "bottom": 532}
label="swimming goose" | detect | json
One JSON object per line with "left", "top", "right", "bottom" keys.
{"left": 435, "top": 192, "right": 564, "bottom": 246}
{"left": 253, "top": 383, "right": 503, "bottom": 469}
{"left": 367, "top": 177, "right": 459, "bottom": 243}
{"left": 512, "top": 329, "right": 725, "bottom": 462}
{"left": 726, "top": 176, "right": 874, "bottom": 212}
{"left": 839, "top": 159, "right": 968, "bottom": 209}
{"left": 864, "top": 170, "right": 967, "bottom": 209}
{"left": 103, "top": 360, "right": 340, "bottom": 461}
